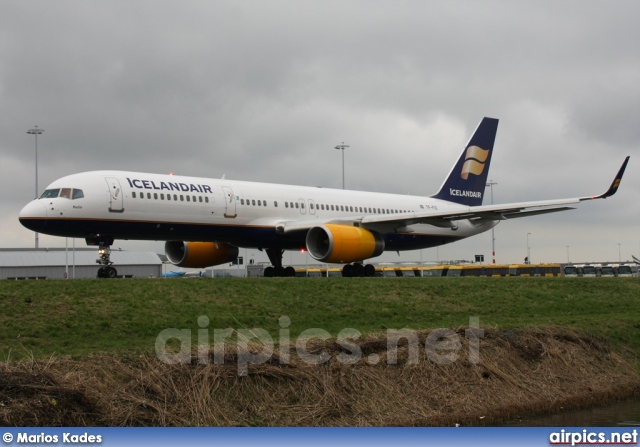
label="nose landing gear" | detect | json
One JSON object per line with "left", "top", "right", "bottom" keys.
{"left": 86, "top": 236, "right": 118, "bottom": 279}
{"left": 96, "top": 243, "right": 118, "bottom": 278}
{"left": 96, "top": 244, "right": 118, "bottom": 278}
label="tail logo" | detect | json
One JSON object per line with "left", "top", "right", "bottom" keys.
{"left": 461, "top": 146, "right": 490, "bottom": 180}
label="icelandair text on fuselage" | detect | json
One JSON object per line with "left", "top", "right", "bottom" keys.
{"left": 14, "top": 432, "right": 102, "bottom": 444}
{"left": 449, "top": 188, "right": 482, "bottom": 198}
{"left": 126, "top": 177, "right": 213, "bottom": 194}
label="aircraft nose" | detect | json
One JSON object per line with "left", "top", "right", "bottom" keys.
{"left": 19, "top": 200, "right": 48, "bottom": 232}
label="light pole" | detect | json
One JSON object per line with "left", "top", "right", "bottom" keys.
{"left": 486, "top": 180, "right": 497, "bottom": 264}
{"left": 526, "top": 233, "right": 531, "bottom": 264}
{"left": 27, "top": 125, "right": 44, "bottom": 249}
{"left": 334, "top": 143, "right": 349, "bottom": 189}
{"left": 618, "top": 243, "right": 621, "bottom": 263}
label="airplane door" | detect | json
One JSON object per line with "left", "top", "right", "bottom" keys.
{"left": 105, "top": 177, "right": 124, "bottom": 213}
{"left": 298, "top": 199, "right": 306, "bottom": 215}
{"left": 221, "top": 186, "right": 237, "bottom": 218}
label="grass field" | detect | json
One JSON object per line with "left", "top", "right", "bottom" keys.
{"left": 1, "top": 277, "right": 639, "bottom": 426}
{"left": 1, "top": 277, "right": 639, "bottom": 360}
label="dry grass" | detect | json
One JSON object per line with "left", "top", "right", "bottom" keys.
{"left": 1, "top": 326, "right": 638, "bottom": 426}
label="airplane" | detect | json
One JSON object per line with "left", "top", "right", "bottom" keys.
{"left": 161, "top": 270, "right": 186, "bottom": 278}
{"left": 162, "top": 269, "right": 204, "bottom": 278}
{"left": 19, "top": 117, "right": 629, "bottom": 278}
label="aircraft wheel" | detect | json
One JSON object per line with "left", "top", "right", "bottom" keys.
{"left": 274, "top": 266, "right": 285, "bottom": 277}
{"left": 97, "top": 267, "right": 107, "bottom": 278}
{"left": 342, "top": 264, "right": 353, "bottom": 277}
{"left": 364, "top": 264, "right": 376, "bottom": 277}
{"left": 284, "top": 266, "right": 296, "bottom": 277}
{"left": 353, "top": 263, "right": 365, "bottom": 277}
{"left": 107, "top": 267, "right": 118, "bottom": 278}
{"left": 264, "top": 267, "right": 274, "bottom": 277}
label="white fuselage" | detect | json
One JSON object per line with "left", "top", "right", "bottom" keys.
{"left": 19, "top": 170, "right": 494, "bottom": 252}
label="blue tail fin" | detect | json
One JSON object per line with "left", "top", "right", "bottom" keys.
{"left": 431, "top": 117, "right": 499, "bottom": 206}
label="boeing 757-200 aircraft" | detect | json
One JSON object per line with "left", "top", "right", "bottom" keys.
{"left": 19, "top": 118, "right": 629, "bottom": 277}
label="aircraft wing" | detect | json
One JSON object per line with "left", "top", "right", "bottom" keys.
{"left": 277, "top": 156, "right": 629, "bottom": 234}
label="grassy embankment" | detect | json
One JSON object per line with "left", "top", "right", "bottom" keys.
{"left": 1, "top": 277, "right": 639, "bottom": 426}
{"left": 0, "top": 277, "right": 639, "bottom": 359}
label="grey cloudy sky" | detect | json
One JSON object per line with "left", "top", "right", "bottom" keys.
{"left": 1, "top": 1, "right": 638, "bottom": 266}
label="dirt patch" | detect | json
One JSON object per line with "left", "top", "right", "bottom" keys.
{"left": 0, "top": 326, "right": 638, "bottom": 426}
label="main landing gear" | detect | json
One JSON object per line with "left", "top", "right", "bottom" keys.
{"left": 342, "top": 263, "right": 376, "bottom": 277}
{"left": 263, "top": 248, "right": 296, "bottom": 277}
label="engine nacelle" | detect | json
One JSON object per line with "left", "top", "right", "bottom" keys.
{"left": 306, "top": 224, "right": 385, "bottom": 264}
{"left": 165, "top": 241, "right": 239, "bottom": 268}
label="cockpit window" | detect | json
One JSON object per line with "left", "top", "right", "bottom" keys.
{"left": 39, "top": 188, "right": 84, "bottom": 199}
{"left": 40, "top": 189, "right": 60, "bottom": 199}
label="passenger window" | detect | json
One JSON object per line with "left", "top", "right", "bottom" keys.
{"left": 252, "top": 200, "right": 256, "bottom": 206}
{"left": 274, "top": 201, "right": 278, "bottom": 207}
{"left": 199, "top": 197, "right": 203, "bottom": 203}
{"left": 257, "top": 200, "right": 261, "bottom": 206}
{"left": 174, "top": 195, "right": 178, "bottom": 201}
{"left": 295, "top": 202, "right": 299, "bottom": 209}
{"left": 72, "top": 189, "right": 84, "bottom": 199}
{"left": 192, "top": 196, "right": 196, "bottom": 202}
{"left": 132, "top": 192, "right": 137, "bottom": 198}
{"left": 310, "top": 203, "right": 314, "bottom": 210}
{"left": 205, "top": 197, "right": 209, "bottom": 203}
{"left": 147, "top": 193, "right": 152, "bottom": 199}
{"left": 285, "top": 202, "right": 289, "bottom": 208}
{"left": 167, "top": 194, "right": 171, "bottom": 201}
{"left": 186, "top": 196, "right": 191, "bottom": 202}
{"left": 330, "top": 205, "right": 334, "bottom": 211}
{"left": 60, "top": 188, "right": 72, "bottom": 199}
{"left": 301, "top": 202, "right": 304, "bottom": 209}
{"left": 160, "top": 194, "right": 164, "bottom": 200}
{"left": 154, "top": 193, "right": 158, "bottom": 200}
{"left": 180, "top": 195, "right": 184, "bottom": 201}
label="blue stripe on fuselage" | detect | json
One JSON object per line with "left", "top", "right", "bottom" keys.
{"left": 24, "top": 218, "right": 464, "bottom": 252}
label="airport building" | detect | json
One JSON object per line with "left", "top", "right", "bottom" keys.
{"left": 0, "top": 248, "right": 162, "bottom": 280}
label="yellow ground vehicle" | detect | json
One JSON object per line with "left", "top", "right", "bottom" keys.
{"left": 295, "top": 267, "right": 343, "bottom": 277}
{"left": 445, "top": 264, "right": 510, "bottom": 277}
{"left": 420, "top": 265, "right": 450, "bottom": 277}
{"left": 396, "top": 266, "right": 419, "bottom": 277}
{"left": 509, "top": 264, "right": 562, "bottom": 277}
{"left": 446, "top": 265, "right": 482, "bottom": 277}
{"left": 374, "top": 267, "right": 399, "bottom": 277}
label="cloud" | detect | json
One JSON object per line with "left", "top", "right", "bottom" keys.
{"left": 1, "top": 0, "right": 638, "bottom": 266}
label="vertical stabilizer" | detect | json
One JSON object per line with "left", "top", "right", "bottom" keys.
{"left": 431, "top": 117, "right": 499, "bottom": 206}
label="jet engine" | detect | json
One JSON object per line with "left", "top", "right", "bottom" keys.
{"left": 165, "top": 241, "right": 239, "bottom": 268}
{"left": 306, "top": 224, "right": 384, "bottom": 264}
